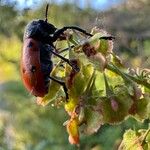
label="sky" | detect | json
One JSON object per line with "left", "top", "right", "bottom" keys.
{"left": 12, "top": 0, "right": 123, "bottom": 10}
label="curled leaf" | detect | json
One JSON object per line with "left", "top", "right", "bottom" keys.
{"left": 66, "top": 117, "right": 79, "bottom": 145}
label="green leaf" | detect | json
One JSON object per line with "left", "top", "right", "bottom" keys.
{"left": 145, "top": 130, "right": 150, "bottom": 143}
{"left": 65, "top": 62, "right": 94, "bottom": 114}
{"left": 96, "top": 85, "right": 133, "bottom": 124}
{"left": 130, "top": 98, "right": 149, "bottom": 122}
{"left": 66, "top": 62, "right": 94, "bottom": 98}
{"left": 88, "top": 52, "right": 106, "bottom": 71}
{"left": 119, "top": 129, "right": 143, "bottom": 150}
{"left": 120, "top": 128, "right": 150, "bottom": 150}
{"left": 36, "top": 81, "right": 61, "bottom": 106}
{"left": 36, "top": 63, "right": 63, "bottom": 106}
{"left": 83, "top": 108, "right": 103, "bottom": 135}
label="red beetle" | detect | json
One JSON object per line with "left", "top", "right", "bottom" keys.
{"left": 21, "top": 5, "right": 114, "bottom": 99}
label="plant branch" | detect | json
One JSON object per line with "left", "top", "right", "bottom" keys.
{"left": 106, "top": 63, "right": 150, "bottom": 89}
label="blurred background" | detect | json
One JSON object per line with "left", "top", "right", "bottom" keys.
{"left": 0, "top": 0, "right": 150, "bottom": 149}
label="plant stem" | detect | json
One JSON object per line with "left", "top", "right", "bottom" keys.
{"left": 141, "top": 128, "right": 150, "bottom": 146}
{"left": 103, "top": 72, "right": 114, "bottom": 97}
{"left": 106, "top": 63, "right": 150, "bottom": 89}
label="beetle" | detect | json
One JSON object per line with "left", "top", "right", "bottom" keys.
{"left": 21, "top": 4, "right": 114, "bottom": 99}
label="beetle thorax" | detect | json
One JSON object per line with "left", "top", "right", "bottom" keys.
{"left": 24, "top": 20, "right": 56, "bottom": 43}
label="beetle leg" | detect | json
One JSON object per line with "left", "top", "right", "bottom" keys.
{"left": 52, "top": 26, "right": 92, "bottom": 41}
{"left": 57, "top": 36, "right": 114, "bottom": 54}
{"left": 48, "top": 48, "right": 80, "bottom": 72}
{"left": 57, "top": 37, "right": 115, "bottom": 54}
{"left": 52, "top": 26, "right": 115, "bottom": 42}
{"left": 49, "top": 76, "right": 69, "bottom": 101}
{"left": 59, "top": 45, "right": 75, "bottom": 54}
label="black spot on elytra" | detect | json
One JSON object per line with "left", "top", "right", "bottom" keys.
{"left": 30, "top": 65, "right": 36, "bottom": 73}
{"left": 28, "top": 41, "right": 33, "bottom": 48}
{"left": 22, "top": 68, "right": 26, "bottom": 73}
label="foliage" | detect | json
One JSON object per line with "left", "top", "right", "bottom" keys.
{"left": 0, "top": 1, "right": 150, "bottom": 150}
{"left": 36, "top": 27, "right": 150, "bottom": 146}
{"left": 119, "top": 128, "right": 150, "bottom": 150}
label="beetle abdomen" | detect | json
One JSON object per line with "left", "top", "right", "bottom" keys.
{"left": 21, "top": 38, "right": 48, "bottom": 97}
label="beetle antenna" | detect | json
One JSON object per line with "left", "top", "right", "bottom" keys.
{"left": 45, "top": 4, "right": 49, "bottom": 22}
